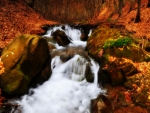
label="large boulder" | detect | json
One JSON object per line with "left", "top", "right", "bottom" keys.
{"left": 0, "top": 34, "right": 51, "bottom": 95}
{"left": 86, "top": 26, "right": 150, "bottom": 85}
{"left": 86, "top": 25, "right": 150, "bottom": 62}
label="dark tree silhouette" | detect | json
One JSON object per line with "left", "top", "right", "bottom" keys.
{"left": 118, "top": 0, "right": 123, "bottom": 16}
{"left": 147, "top": 0, "right": 150, "bottom": 7}
{"left": 24, "top": 0, "right": 34, "bottom": 7}
{"left": 135, "top": 0, "right": 141, "bottom": 23}
{"left": 102, "top": 0, "right": 105, "bottom": 4}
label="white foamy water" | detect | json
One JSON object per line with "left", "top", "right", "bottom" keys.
{"left": 13, "top": 25, "right": 105, "bottom": 113}
{"left": 43, "top": 25, "right": 87, "bottom": 48}
{"left": 15, "top": 55, "right": 105, "bottom": 113}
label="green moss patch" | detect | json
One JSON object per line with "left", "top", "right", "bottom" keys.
{"left": 103, "top": 37, "right": 132, "bottom": 49}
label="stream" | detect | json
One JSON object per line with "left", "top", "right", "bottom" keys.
{"left": 12, "top": 25, "right": 106, "bottom": 113}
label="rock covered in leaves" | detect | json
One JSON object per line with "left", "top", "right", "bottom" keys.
{"left": 91, "top": 95, "right": 113, "bottom": 113}
{"left": 0, "top": 34, "right": 51, "bottom": 95}
{"left": 99, "top": 57, "right": 138, "bottom": 86}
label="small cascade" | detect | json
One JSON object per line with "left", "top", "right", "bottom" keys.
{"left": 43, "top": 25, "right": 87, "bottom": 48}
{"left": 12, "top": 25, "right": 106, "bottom": 113}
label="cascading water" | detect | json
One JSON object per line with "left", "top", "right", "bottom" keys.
{"left": 44, "top": 25, "right": 90, "bottom": 48}
{"left": 13, "top": 25, "right": 105, "bottom": 113}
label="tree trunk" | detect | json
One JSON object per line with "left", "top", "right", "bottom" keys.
{"left": 102, "top": 0, "right": 105, "bottom": 4}
{"left": 118, "top": 0, "right": 123, "bottom": 16}
{"left": 147, "top": 0, "right": 150, "bottom": 7}
{"left": 24, "top": 0, "right": 34, "bottom": 7}
{"left": 135, "top": 0, "right": 141, "bottom": 23}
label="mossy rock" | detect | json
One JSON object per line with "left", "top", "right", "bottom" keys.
{"left": 86, "top": 25, "right": 150, "bottom": 62}
{"left": 86, "top": 25, "right": 150, "bottom": 86}
{"left": 0, "top": 34, "right": 51, "bottom": 95}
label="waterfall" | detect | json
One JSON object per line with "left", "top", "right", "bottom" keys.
{"left": 43, "top": 25, "right": 87, "bottom": 48}
{"left": 13, "top": 25, "right": 106, "bottom": 113}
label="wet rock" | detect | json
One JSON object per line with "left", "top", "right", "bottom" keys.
{"left": 80, "top": 30, "right": 89, "bottom": 41}
{"left": 51, "top": 47, "right": 90, "bottom": 62}
{"left": 79, "top": 24, "right": 95, "bottom": 41}
{"left": 51, "top": 30, "right": 71, "bottom": 46}
{"left": 0, "top": 34, "right": 51, "bottom": 95}
{"left": 85, "top": 63, "right": 94, "bottom": 83}
{"left": 91, "top": 95, "right": 113, "bottom": 113}
{"left": 80, "top": 33, "right": 87, "bottom": 41}
{"left": 47, "top": 43, "right": 56, "bottom": 50}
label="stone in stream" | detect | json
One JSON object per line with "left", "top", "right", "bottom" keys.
{"left": 51, "top": 30, "right": 71, "bottom": 46}
{"left": 0, "top": 34, "right": 51, "bottom": 95}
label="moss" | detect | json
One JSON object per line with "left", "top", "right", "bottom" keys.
{"left": 103, "top": 37, "right": 132, "bottom": 49}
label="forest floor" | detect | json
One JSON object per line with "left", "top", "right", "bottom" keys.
{"left": 90, "top": 0, "right": 150, "bottom": 40}
{"left": 0, "top": 0, "right": 57, "bottom": 48}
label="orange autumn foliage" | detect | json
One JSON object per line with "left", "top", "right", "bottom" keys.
{"left": 0, "top": 57, "right": 4, "bottom": 75}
